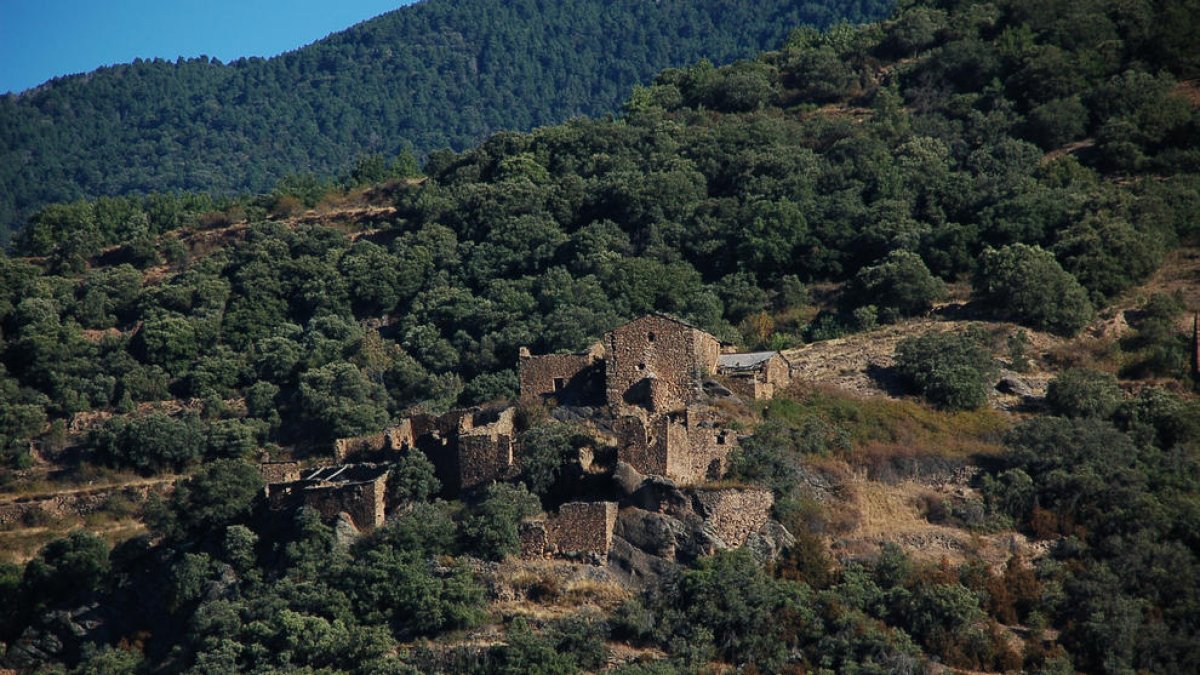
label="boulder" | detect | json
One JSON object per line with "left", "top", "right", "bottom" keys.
{"left": 996, "top": 375, "right": 1033, "bottom": 397}
{"left": 334, "top": 512, "right": 360, "bottom": 547}
{"left": 607, "top": 536, "right": 679, "bottom": 586}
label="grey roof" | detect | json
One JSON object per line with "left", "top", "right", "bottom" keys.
{"left": 718, "top": 351, "right": 779, "bottom": 371}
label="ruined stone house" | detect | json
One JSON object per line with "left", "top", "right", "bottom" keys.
{"left": 717, "top": 351, "right": 792, "bottom": 400}
{"left": 604, "top": 314, "right": 724, "bottom": 413}
{"left": 258, "top": 461, "right": 302, "bottom": 497}
{"left": 519, "top": 501, "right": 619, "bottom": 561}
{"left": 613, "top": 407, "right": 738, "bottom": 485}
{"left": 518, "top": 343, "right": 605, "bottom": 407}
{"left": 392, "top": 406, "right": 517, "bottom": 495}
{"left": 266, "top": 463, "right": 390, "bottom": 531}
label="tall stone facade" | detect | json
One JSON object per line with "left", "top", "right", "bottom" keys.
{"left": 604, "top": 314, "right": 722, "bottom": 413}
{"left": 614, "top": 409, "right": 737, "bottom": 485}
{"left": 518, "top": 343, "right": 605, "bottom": 406}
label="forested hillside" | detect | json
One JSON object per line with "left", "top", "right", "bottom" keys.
{"left": 2, "top": 0, "right": 1200, "bottom": 672}
{"left": 0, "top": 0, "right": 892, "bottom": 240}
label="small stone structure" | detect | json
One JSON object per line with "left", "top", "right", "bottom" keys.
{"left": 718, "top": 351, "right": 791, "bottom": 400}
{"left": 518, "top": 343, "right": 605, "bottom": 406}
{"left": 520, "top": 501, "right": 618, "bottom": 561}
{"left": 267, "top": 464, "right": 390, "bottom": 531}
{"left": 394, "top": 406, "right": 516, "bottom": 495}
{"left": 258, "top": 461, "right": 302, "bottom": 497}
{"left": 614, "top": 408, "right": 737, "bottom": 485}
{"left": 694, "top": 488, "right": 774, "bottom": 547}
{"left": 604, "top": 314, "right": 723, "bottom": 413}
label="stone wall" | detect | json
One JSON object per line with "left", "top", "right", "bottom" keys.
{"left": 267, "top": 465, "right": 390, "bottom": 531}
{"left": 518, "top": 344, "right": 604, "bottom": 406}
{"left": 721, "top": 353, "right": 791, "bottom": 400}
{"left": 694, "top": 488, "right": 774, "bottom": 547}
{"left": 457, "top": 407, "right": 516, "bottom": 491}
{"left": 548, "top": 501, "right": 618, "bottom": 557}
{"left": 299, "top": 475, "right": 387, "bottom": 531}
{"left": 0, "top": 483, "right": 170, "bottom": 529}
{"left": 614, "top": 414, "right": 668, "bottom": 477}
{"left": 605, "top": 315, "right": 720, "bottom": 413}
{"left": 333, "top": 432, "right": 388, "bottom": 463}
{"left": 259, "top": 461, "right": 301, "bottom": 496}
{"left": 399, "top": 407, "right": 517, "bottom": 495}
{"left": 521, "top": 501, "right": 618, "bottom": 560}
{"left": 668, "top": 423, "right": 736, "bottom": 485}
{"left": 616, "top": 411, "right": 735, "bottom": 485}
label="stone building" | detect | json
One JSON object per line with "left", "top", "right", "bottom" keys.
{"left": 518, "top": 343, "right": 605, "bottom": 407}
{"left": 614, "top": 408, "right": 737, "bottom": 485}
{"left": 694, "top": 488, "right": 774, "bottom": 547}
{"left": 604, "top": 314, "right": 723, "bottom": 413}
{"left": 267, "top": 464, "right": 391, "bottom": 531}
{"left": 258, "top": 461, "right": 302, "bottom": 497}
{"left": 520, "top": 501, "right": 619, "bottom": 561}
{"left": 394, "top": 406, "right": 517, "bottom": 495}
{"left": 717, "top": 351, "right": 792, "bottom": 400}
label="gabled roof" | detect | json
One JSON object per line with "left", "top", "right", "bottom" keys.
{"left": 718, "top": 351, "right": 779, "bottom": 371}
{"left": 605, "top": 313, "right": 730, "bottom": 344}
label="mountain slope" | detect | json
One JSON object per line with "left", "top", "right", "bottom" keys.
{"left": 0, "top": 0, "right": 892, "bottom": 238}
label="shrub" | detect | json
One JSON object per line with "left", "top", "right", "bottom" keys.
{"left": 894, "top": 330, "right": 999, "bottom": 410}
{"left": 844, "top": 250, "right": 947, "bottom": 322}
{"left": 1045, "top": 368, "right": 1122, "bottom": 419}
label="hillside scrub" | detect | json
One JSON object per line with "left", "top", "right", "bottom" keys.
{"left": 1, "top": 0, "right": 1199, "bottom": 672}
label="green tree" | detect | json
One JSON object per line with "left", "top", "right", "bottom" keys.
{"left": 844, "top": 250, "right": 946, "bottom": 322}
{"left": 973, "top": 244, "right": 1094, "bottom": 335}
{"left": 298, "top": 363, "right": 390, "bottom": 439}
{"left": 147, "top": 459, "right": 263, "bottom": 540}
{"left": 463, "top": 483, "right": 542, "bottom": 560}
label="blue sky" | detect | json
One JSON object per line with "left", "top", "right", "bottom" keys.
{"left": 0, "top": 1, "right": 416, "bottom": 94}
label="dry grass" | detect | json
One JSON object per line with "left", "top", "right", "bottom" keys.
{"left": 489, "top": 558, "right": 630, "bottom": 617}
{"left": 0, "top": 519, "right": 145, "bottom": 565}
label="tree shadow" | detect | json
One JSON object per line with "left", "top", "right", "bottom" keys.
{"left": 866, "top": 362, "right": 909, "bottom": 396}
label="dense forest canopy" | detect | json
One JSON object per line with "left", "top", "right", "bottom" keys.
{"left": 0, "top": 0, "right": 894, "bottom": 241}
{"left": 2, "top": 0, "right": 1200, "bottom": 672}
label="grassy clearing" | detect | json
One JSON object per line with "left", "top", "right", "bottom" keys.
{"left": 765, "top": 385, "right": 1010, "bottom": 459}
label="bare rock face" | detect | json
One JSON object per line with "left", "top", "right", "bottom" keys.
{"left": 744, "top": 521, "right": 797, "bottom": 564}
{"left": 334, "top": 511, "right": 361, "bottom": 547}
{"left": 3, "top": 603, "right": 108, "bottom": 669}
{"left": 607, "top": 536, "right": 680, "bottom": 586}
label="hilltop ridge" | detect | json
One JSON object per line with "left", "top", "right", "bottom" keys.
{"left": 0, "top": 0, "right": 893, "bottom": 239}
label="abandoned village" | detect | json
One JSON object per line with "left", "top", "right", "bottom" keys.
{"left": 258, "top": 313, "right": 795, "bottom": 575}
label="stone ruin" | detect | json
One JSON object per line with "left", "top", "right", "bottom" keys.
{"left": 391, "top": 405, "right": 517, "bottom": 495}
{"left": 519, "top": 501, "right": 619, "bottom": 561}
{"left": 263, "top": 314, "right": 793, "bottom": 564}
{"left": 612, "top": 408, "right": 739, "bottom": 486}
{"left": 266, "top": 463, "right": 390, "bottom": 531}
{"left": 718, "top": 351, "right": 792, "bottom": 400}
{"left": 518, "top": 342, "right": 605, "bottom": 407}
{"left": 257, "top": 461, "right": 301, "bottom": 497}
{"left": 693, "top": 487, "right": 775, "bottom": 548}
{"left": 604, "top": 314, "right": 723, "bottom": 413}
